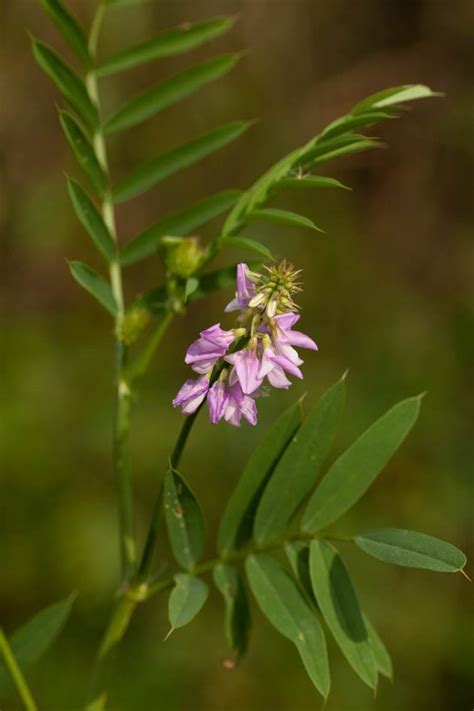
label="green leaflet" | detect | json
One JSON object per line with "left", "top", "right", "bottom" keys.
{"left": 32, "top": 40, "right": 98, "bottom": 130}
{"left": 68, "top": 261, "right": 117, "bottom": 316}
{"left": 67, "top": 179, "right": 116, "bottom": 262}
{"left": 364, "top": 616, "right": 393, "bottom": 681}
{"left": 96, "top": 16, "right": 235, "bottom": 77}
{"left": 213, "top": 564, "right": 251, "bottom": 662}
{"left": 277, "top": 175, "right": 350, "bottom": 191}
{"left": 168, "top": 574, "right": 209, "bottom": 630}
{"left": 354, "top": 529, "right": 467, "bottom": 573}
{"left": 309, "top": 540, "right": 377, "bottom": 689}
{"left": 304, "top": 136, "right": 381, "bottom": 169}
{"left": 247, "top": 208, "right": 323, "bottom": 232}
{"left": 120, "top": 189, "right": 242, "bottom": 266}
{"left": 352, "top": 84, "right": 440, "bottom": 114}
{"left": 113, "top": 121, "right": 250, "bottom": 203}
{"left": 104, "top": 53, "right": 240, "bottom": 134}
{"left": 163, "top": 469, "right": 205, "bottom": 570}
{"left": 40, "top": 0, "right": 90, "bottom": 66}
{"left": 245, "top": 554, "right": 330, "bottom": 698}
{"left": 217, "top": 400, "right": 302, "bottom": 556}
{"left": 254, "top": 376, "right": 346, "bottom": 545}
{"left": 319, "top": 111, "right": 396, "bottom": 141}
{"left": 220, "top": 236, "right": 273, "bottom": 260}
{"left": 60, "top": 112, "right": 106, "bottom": 195}
{"left": 0, "top": 596, "right": 74, "bottom": 693}
{"left": 301, "top": 395, "right": 422, "bottom": 533}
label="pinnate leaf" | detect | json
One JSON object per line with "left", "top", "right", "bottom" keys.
{"left": 69, "top": 261, "right": 117, "bottom": 315}
{"left": 254, "top": 376, "right": 346, "bottom": 545}
{"left": 32, "top": 39, "right": 98, "bottom": 129}
{"left": 309, "top": 540, "right": 377, "bottom": 688}
{"left": 96, "top": 16, "right": 235, "bottom": 77}
{"left": 104, "top": 53, "right": 240, "bottom": 134}
{"left": 163, "top": 469, "right": 205, "bottom": 570}
{"left": 301, "top": 395, "right": 422, "bottom": 533}
{"left": 246, "top": 554, "right": 330, "bottom": 698}
{"left": 354, "top": 529, "right": 467, "bottom": 573}
{"left": 168, "top": 574, "right": 209, "bottom": 630}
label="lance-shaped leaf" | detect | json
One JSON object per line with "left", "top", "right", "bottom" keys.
{"left": 247, "top": 208, "right": 323, "bottom": 232}
{"left": 354, "top": 529, "right": 467, "bottom": 573}
{"left": 168, "top": 574, "right": 209, "bottom": 630}
{"left": 220, "top": 236, "right": 273, "bottom": 260}
{"left": 32, "top": 40, "right": 98, "bottom": 130}
{"left": 285, "top": 542, "right": 316, "bottom": 607}
{"left": 246, "top": 554, "right": 330, "bottom": 698}
{"left": 40, "top": 0, "right": 90, "bottom": 66}
{"left": 69, "top": 261, "right": 117, "bottom": 316}
{"left": 104, "top": 53, "right": 240, "bottom": 134}
{"left": 301, "top": 395, "right": 422, "bottom": 533}
{"left": 0, "top": 595, "right": 74, "bottom": 693}
{"left": 96, "top": 16, "right": 235, "bottom": 77}
{"left": 163, "top": 469, "right": 205, "bottom": 570}
{"left": 60, "top": 112, "right": 106, "bottom": 195}
{"left": 217, "top": 400, "right": 302, "bottom": 556}
{"left": 113, "top": 121, "right": 250, "bottom": 203}
{"left": 254, "top": 376, "right": 346, "bottom": 545}
{"left": 120, "top": 189, "right": 241, "bottom": 266}
{"left": 304, "top": 136, "right": 381, "bottom": 169}
{"left": 67, "top": 179, "right": 116, "bottom": 262}
{"left": 364, "top": 616, "right": 393, "bottom": 680}
{"left": 277, "top": 175, "right": 350, "bottom": 191}
{"left": 352, "top": 84, "right": 440, "bottom": 114}
{"left": 309, "top": 540, "right": 377, "bottom": 689}
{"left": 213, "top": 564, "right": 251, "bottom": 662}
{"left": 319, "top": 111, "right": 396, "bottom": 141}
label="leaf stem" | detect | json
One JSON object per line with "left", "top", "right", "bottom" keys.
{"left": 0, "top": 629, "right": 38, "bottom": 711}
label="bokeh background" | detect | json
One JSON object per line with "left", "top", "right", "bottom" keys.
{"left": 1, "top": 0, "right": 473, "bottom": 709}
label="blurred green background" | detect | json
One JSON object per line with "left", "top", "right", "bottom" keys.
{"left": 1, "top": 0, "right": 473, "bottom": 709}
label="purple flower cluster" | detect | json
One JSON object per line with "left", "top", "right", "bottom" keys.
{"left": 172, "top": 262, "right": 317, "bottom": 426}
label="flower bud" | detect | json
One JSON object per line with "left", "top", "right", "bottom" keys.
{"left": 165, "top": 236, "right": 203, "bottom": 278}
{"left": 117, "top": 306, "right": 150, "bottom": 345}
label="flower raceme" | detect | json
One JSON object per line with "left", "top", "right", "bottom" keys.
{"left": 172, "top": 261, "right": 317, "bottom": 426}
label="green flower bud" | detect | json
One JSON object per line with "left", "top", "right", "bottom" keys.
{"left": 117, "top": 306, "right": 151, "bottom": 345}
{"left": 165, "top": 236, "right": 203, "bottom": 278}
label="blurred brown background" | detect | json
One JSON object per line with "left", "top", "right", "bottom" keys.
{"left": 1, "top": 0, "right": 473, "bottom": 709}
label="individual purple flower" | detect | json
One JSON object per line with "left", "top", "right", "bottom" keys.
{"left": 172, "top": 375, "right": 209, "bottom": 414}
{"left": 274, "top": 313, "right": 318, "bottom": 351}
{"left": 185, "top": 323, "right": 234, "bottom": 374}
{"left": 225, "top": 348, "right": 263, "bottom": 395}
{"left": 207, "top": 381, "right": 228, "bottom": 424}
{"left": 222, "top": 382, "right": 257, "bottom": 427}
{"left": 225, "top": 263, "right": 255, "bottom": 312}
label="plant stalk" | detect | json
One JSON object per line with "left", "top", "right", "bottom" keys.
{"left": 0, "top": 629, "right": 38, "bottom": 711}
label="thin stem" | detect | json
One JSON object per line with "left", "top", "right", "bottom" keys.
{"left": 0, "top": 629, "right": 38, "bottom": 711}
{"left": 127, "top": 312, "right": 174, "bottom": 382}
{"left": 171, "top": 408, "right": 201, "bottom": 469}
{"left": 86, "top": 3, "right": 134, "bottom": 581}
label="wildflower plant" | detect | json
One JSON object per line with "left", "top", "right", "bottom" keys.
{"left": 0, "top": 1, "right": 468, "bottom": 709}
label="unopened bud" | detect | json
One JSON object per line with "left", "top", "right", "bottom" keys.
{"left": 165, "top": 236, "right": 203, "bottom": 278}
{"left": 117, "top": 306, "right": 150, "bottom": 345}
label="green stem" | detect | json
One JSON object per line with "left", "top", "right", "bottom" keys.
{"left": 86, "top": 3, "right": 134, "bottom": 582}
{"left": 0, "top": 629, "right": 38, "bottom": 711}
{"left": 127, "top": 311, "right": 174, "bottom": 382}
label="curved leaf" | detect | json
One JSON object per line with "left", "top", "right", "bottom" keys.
{"left": 113, "top": 121, "right": 250, "bottom": 203}
{"left": 69, "top": 261, "right": 117, "bottom": 315}
{"left": 213, "top": 564, "right": 251, "bottom": 662}
{"left": 309, "top": 540, "right": 377, "bottom": 689}
{"left": 40, "top": 0, "right": 90, "bottom": 66}
{"left": 96, "top": 16, "right": 234, "bottom": 77}
{"left": 104, "top": 53, "right": 240, "bottom": 134}
{"left": 67, "top": 178, "right": 116, "bottom": 261}
{"left": 277, "top": 175, "right": 350, "bottom": 191}
{"left": 254, "top": 375, "right": 346, "bottom": 545}
{"left": 121, "top": 189, "right": 241, "bottom": 266}
{"left": 168, "top": 574, "right": 209, "bottom": 630}
{"left": 60, "top": 112, "right": 106, "bottom": 195}
{"left": 217, "top": 400, "right": 302, "bottom": 556}
{"left": 0, "top": 595, "right": 74, "bottom": 693}
{"left": 32, "top": 39, "right": 98, "bottom": 129}
{"left": 302, "top": 395, "right": 422, "bottom": 533}
{"left": 352, "top": 84, "right": 440, "bottom": 114}
{"left": 163, "top": 469, "right": 205, "bottom": 570}
{"left": 248, "top": 208, "right": 323, "bottom": 232}
{"left": 246, "top": 554, "right": 330, "bottom": 698}
{"left": 220, "top": 235, "right": 273, "bottom": 260}
{"left": 320, "top": 111, "right": 396, "bottom": 141}
{"left": 354, "top": 529, "right": 467, "bottom": 573}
